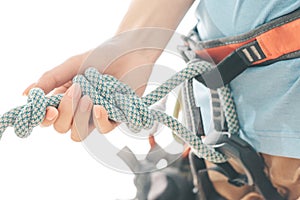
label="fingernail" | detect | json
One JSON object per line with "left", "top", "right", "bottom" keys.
{"left": 23, "top": 83, "right": 36, "bottom": 96}
{"left": 94, "top": 105, "right": 101, "bottom": 119}
{"left": 79, "top": 96, "right": 92, "bottom": 112}
{"left": 46, "top": 108, "right": 58, "bottom": 121}
{"left": 66, "top": 84, "right": 80, "bottom": 98}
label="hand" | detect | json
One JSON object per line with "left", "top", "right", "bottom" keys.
{"left": 22, "top": 0, "right": 194, "bottom": 141}
{"left": 23, "top": 51, "right": 117, "bottom": 141}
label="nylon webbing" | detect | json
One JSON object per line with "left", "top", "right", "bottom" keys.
{"left": 0, "top": 60, "right": 238, "bottom": 163}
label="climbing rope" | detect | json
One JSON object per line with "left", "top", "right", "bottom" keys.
{"left": 218, "top": 86, "right": 240, "bottom": 134}
{"left": 0, "top": 60, "right": 238, "bottom": 163}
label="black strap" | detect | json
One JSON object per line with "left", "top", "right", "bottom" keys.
{"left": 189, "top": 152, "right": 226, "bottom": 200}
{"left": 195, "top": 41, "right": 266, "bottom": 89}
{"left": 204, "top": 132, "right": 284, "bottom": 200}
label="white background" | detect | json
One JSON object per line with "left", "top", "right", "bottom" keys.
{"left": 0, "top": 1, "right": 198, "bottom": 199}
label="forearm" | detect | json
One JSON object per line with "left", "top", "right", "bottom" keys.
{"left": 85, "top": 0, "right": 194, "bottom": 94}
{"left": 117, "top": 0, "right": 194, "bottom": 33}
{"left": 115, "top": 0, "right": 194, "bottom": 64}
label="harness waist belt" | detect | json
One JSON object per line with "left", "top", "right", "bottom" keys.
{"left": 188, "top": 8, "right": 300, "bottom": 89}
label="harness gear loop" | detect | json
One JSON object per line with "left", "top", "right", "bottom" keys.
{"left": 0, "top": 61, "right": 234, "bottom": 163}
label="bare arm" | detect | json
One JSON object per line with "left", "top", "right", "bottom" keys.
{"left": 24, "top": 0, "right": 195, "bottom": 140}
{"left": 24, "top": 0, "right": 194, "bottom": 94}
{"left": 82, "top": 0, "right": 195, "bottom": 94}
{"left": 118, "top": 0, "right": 194, "bottom": 32}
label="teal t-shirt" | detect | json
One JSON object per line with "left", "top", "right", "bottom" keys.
{"left": 194, "top": 0, "right": 300, "bottom": 158}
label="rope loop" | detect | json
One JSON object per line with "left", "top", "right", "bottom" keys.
{"left": 73, "top": 67, "right": 154, "bottom": 132}
{"left": 0, "top": 60, "right": 233, "bottom": 163}
{"left": 115, "top": 93, "right": 154, "bottom": 132}
{"left": 14, "top": 88, "right": 47, "bottom": 138}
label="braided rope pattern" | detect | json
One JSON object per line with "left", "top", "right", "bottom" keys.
{"left": 217, "top": 86, "right": 240, "bottom": 134}
{"left": 0, "top": 60, "right": 229, "bottom": 163}
{"left": 0, "top": 91, "right": 62, "bottom": 138}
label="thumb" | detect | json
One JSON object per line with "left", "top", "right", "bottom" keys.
{"left": 23, "top": 51, "right": 90, "bottom": 95}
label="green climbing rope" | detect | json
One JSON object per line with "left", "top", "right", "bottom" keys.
{"left": 0, "top": 60, "right": 232, "bottom": 163}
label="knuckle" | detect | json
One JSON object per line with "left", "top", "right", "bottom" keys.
{"left": 67, "top": 54, "right": 85, "bottom": 66}
{"left": 67, "top": 55, "right": 80, "bottom": 63}
{"left": 39, "top": 71, "right": 57, "bottom": 86}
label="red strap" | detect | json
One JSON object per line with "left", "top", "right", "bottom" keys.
{"left": 195, "top": 40, "right": 254, "bottom": 64}
{"left": 194, "top": 17, "right": 300, "bottom": 65}
{"left": 149, "top": 134, "right": 156, "bottom": 149}
{"left": 256, "top": 18, "right": 300, "bottom": 64}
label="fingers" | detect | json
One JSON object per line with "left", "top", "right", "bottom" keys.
{"left": 52, "top": 81, "right": 73, "bottom": 95}
{"left": 41, "top": 93, "right": 117, "bottom": 141}
{"left": 54, "top": 84, "right": 82, "bottom": 133}
{"left": 70, "top": 104, "right": 117, "bottom": 142}
{"left": 41, "top": 106, "right": 59, "bottom": 127}
{"left": 93, "top": 105, "right": 118, "bottom": 134}
{"left": 70, "top": 95, "right": 93, "bottom": 142}
{"left": 23, "top": 51, "right": 90, "bottom": 95}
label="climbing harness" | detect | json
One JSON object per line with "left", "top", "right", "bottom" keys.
{"left": 1, "top": 8, "right": 300, "bottom": 200}
{"left": 186, "top": 8, "right": 300, "bottom": 89}
{"left": 177, "top": 8, "right": 300, "bottom": 200}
